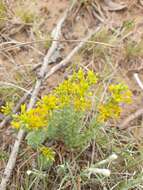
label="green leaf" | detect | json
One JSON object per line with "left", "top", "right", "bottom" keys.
{"left": 26, "top": 130, "right": 47, "bottom": 148}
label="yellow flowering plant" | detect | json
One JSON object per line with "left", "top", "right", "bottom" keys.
{"left": 1, "top": 102, "right": 13, "bottom": 116}
{"left": 98, "top": 83, "right": 132, "bottom": 122}
{"left": 37, "top": 146, "right": 55, "bottom": 168}
{"left": 11, "top": 68, "right": 132, "bottom": 167}
{"left": 12, "top": 69, "right": 98, "bottom": 130}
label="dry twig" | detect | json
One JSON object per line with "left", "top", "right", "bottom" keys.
{"left": 133, "top": 73, "right": 143, "bottom": 91}
{"left": 104, "top": 0, "right": 127, "bottom": 11}
{"left": 45, "top": 27, "right": 101, "bottom": 80}
{"left": 119, "top": 108, "right": 143, "bottom": 129}
{"left": 0, "top": 38, "right": 115, "bottom": 52}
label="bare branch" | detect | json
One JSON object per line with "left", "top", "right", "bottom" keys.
{"left": 119, "top": 108, "right": 143, "bottom": 129}
{"left": 133, "top": 73, "right": 143, "bottom": 91}
{"left": 45, "top": 27, "right": 101, "bottom": 80}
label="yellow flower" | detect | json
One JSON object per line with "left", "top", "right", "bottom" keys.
{"left": 25, "top": 107, "right": 48, "bottom": 129}
{"left": 74, "top": 97, "right": 91, "bottom": 111}
{"left": 109, "top": 84, "right": 132, "bottom": 103}
{"left": 1, "top": 102, "right": 13, "bottom": 116}
{"left": 77, "top": 68, "right": 85, "bottom": 81}
{"left": 40, "top": 95, "right": 58, "bottom": 110}
{"left": 40, "top": 146, "right": 55, "bottom": 161}
{"left": 87, "top": 70, "right": 98, "bottom": 85}
{"left": 53, "top": 68, "right": 97, "bottom": 112}
{"left": 98, "top": 84, "right": 132, "bottom": 122}
{"left": 11, "top": 121, "right": 20, "bottom": 129}
{"left": 98, "top": 102, "right": 122, "bottom": 122}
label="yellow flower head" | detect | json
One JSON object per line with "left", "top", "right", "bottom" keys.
{"left": 1, "top": 102, "right": 13, "bottom": 116}
{"left": 11, "top": 121, "right": 20, "bottom": 129}
{"left": 39, "top": 95, "right": 58, "bottom": 110}
{"left": 109, "top": 83, "right": 132, "bottom": 103}
{"left": 98, "top": 83, "right": 132, "bottom": 122}
{"left": 98, "top": 103, "right": 122, "bottom": 122}
{"left": 40, "top": 146, "right": 55, "bottom": 161}
{"left": 87, "top": 70, "right": 98, "bottom": 85}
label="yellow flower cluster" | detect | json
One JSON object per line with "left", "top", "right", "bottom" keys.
{"left": 98, "top": 83, "right": 132, "bottom": 122}
{"left": 54, "top": 69, "right": 98, "bottom": 110}
{"left": 12, "top": 69, "right": 98, "bottom": 130}
{"left": 98, "top": 103, "right": 122, "bottom": 121}
{"left": 39, "top": 146, "right": 55, "bottom": 162}
{"left": 11, "top": 69, "right": 132, "bottom": 129}
{"left": 12, "top": 104, "right": 48, "bottom": 129}
{"left": 1, "top": 102, "right": 13, "bottom": 116}
{"left": 12, "top": 103, "right": 54, "bottom": 130}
